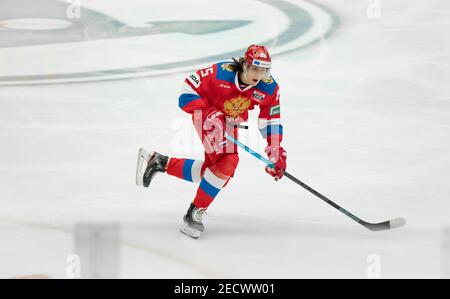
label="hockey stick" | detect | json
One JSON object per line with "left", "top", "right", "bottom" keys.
{"left": 225, "top": 134, "right": 406, "bottom": 231}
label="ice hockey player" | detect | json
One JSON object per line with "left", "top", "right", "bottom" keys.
{"left": 136, "top": 44, "right": 287, "bottom": 238}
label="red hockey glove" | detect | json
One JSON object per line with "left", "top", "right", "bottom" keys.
{"left": 202, "top": 107, "right": 227, "bottom": 154}
{"left": 264, "top": 145, "right": 287, "bottom": 180}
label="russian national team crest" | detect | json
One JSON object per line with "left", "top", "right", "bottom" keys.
{"left": 0, "top": 0, "right": 339, "bottom": 85}
{"left": 223, "top": 97, "right": 251, "bottom": 119}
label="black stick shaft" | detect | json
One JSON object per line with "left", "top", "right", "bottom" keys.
{"left": 283, "top": 171, "right": 364, "bottom": 225}
{"left": 226, "top": 134, "right": 397, "bottom": 231}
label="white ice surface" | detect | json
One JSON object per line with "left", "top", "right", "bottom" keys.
{"left": 0, "top": 0, "right": 449, "bottom": 278}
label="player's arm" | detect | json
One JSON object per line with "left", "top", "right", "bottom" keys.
{"left": 178, "top": 65, "right": 215, "bottom": 114}
{"left": 258, "top": 86, "right": 283, "bottom": 145}
{"left": 258, "top": 86, "right": 286, "bottom": 180}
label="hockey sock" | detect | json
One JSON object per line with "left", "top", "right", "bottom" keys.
{"left": 166, "top": 157, "right": 204, "bottom": 183}
{"left": 193, "top": 168, "right": 229, "bottom": 209}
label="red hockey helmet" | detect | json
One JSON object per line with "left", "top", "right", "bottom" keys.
{"left": 245, "top": 45, "right": 271, "bottom": 68}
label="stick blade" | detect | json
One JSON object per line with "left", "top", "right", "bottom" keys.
{"left": 389, "top": 217, "right": 406, "bottom": 229}
{"left": 364, "top": 217, "right": 406, "bottom": 231}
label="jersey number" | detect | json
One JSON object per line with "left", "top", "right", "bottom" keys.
{"left": 200, "top": 67, "right": 214, "bottom": 77}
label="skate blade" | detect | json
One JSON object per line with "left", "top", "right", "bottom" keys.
{"left": 180, "top": 223, "right": 201, "bottom": 239}
{"left": 136, "top": 148, "right": 149, "bottom": 186}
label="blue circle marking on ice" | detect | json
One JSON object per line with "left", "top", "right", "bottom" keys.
{"left": 0, "top": 0, "right": 339, "bottom": 85}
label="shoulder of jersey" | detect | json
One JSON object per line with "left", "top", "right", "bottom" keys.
{"left": 215, "top": 61, "right": 237, "bottom": 83}
{"left": 255, "top": 75, "right": 278, "bottom": 96}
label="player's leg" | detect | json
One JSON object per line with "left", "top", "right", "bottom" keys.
{"left": 180, "top": 115, "right": 240, "bottom": 238}
{"left": 181, "top": 153, "right": 239, "bottom": 238}
{"left": 136, "top": 148, "right": 206, "bottom": 187}
{"left": 165, "top": 157, "right": 205, "bottom": 183}
{"left": 192, "top": 153, "right": 238, "bottom": 209}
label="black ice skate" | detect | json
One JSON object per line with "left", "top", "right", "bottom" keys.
{"left": 135, "top": 148, "right": 168, "bottom": 187}
{"left": 180, "top": 203, "right": 206, "bottom": 239}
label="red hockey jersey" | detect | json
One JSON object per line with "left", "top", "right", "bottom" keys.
{"left": 178, "top": 61, "right": 283, "bottom": 145}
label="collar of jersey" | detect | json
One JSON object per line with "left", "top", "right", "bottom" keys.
{"left": 234, "top": 73, "right": 253, "bottom": 92}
